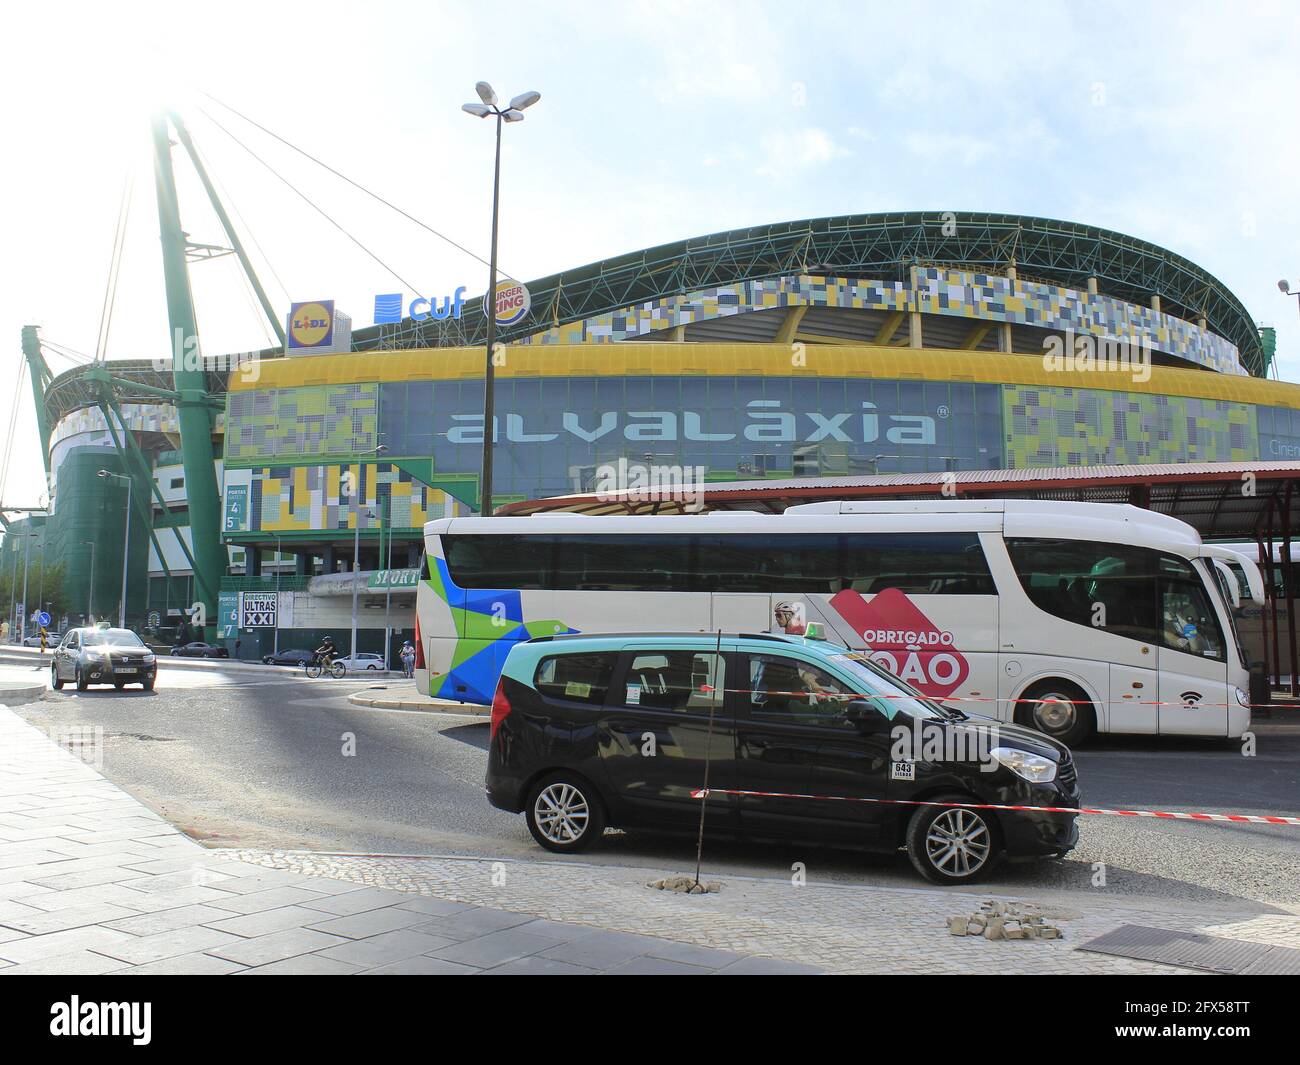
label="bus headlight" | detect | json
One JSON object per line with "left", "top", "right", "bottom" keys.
{"left": 991, "top": 747, "right": 1057, "bottom": 784}
{"left": 1234, "top": 687, "right": 1250, "bottom": 708}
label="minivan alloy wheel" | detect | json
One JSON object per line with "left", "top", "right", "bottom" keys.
{"left": 925, "top": 808, "right": 991, "bottom": 876}
{"left": 533, "top": 782, "right": 590, "bottom": 844}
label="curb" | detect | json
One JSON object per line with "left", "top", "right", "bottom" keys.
{"left": 346, "top": 687, "right": 489, "bottom": 715}
{"left": 0, "top": 679, "right": 49, "bottom": 705}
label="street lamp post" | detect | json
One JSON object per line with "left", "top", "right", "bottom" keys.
{"left": 98, "top": 470, "right": 132, "bottom": 628}
{"left": 350, "top": 506, "right": 376, "bottom": 658}
{"left": 81, "top": 540, "right": 96, "bottom": 623}
{"left": 274, "top": 535, "right": 281, "bottom": 657}
{"left": 7, "top": 535, "right": 18, "bottom": 639}
{"left": 347, "top": 444, "right": 388, "bottom": 658}
{"left": 462, "top": 82, "right": 540, "bottom": 516}
{"left": 20, "top": 531, "right": 33, "bottom": 643}
{"left": 381, "top": 500, "right": 393, "bottom": 672}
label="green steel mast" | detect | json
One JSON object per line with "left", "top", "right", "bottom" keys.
{"left": 150, "top": 114, "right": 226, "bottom": 636}
{"left": 19, "top": 325, "right": 53, "bottom": 477}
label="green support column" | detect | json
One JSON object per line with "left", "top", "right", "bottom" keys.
{"left": 20, "top": 326, "right": 53, "bottom": 477}
{"left": 151, "top": 114, "right": 227, "bottom": 637}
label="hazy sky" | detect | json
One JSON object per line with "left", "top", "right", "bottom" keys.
{"left": 3, "top": 0, "right": 1299, "bottom": 507}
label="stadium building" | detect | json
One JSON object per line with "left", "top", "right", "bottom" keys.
{"left": 14, "top": 211, "right": 1300, "bottom": 658}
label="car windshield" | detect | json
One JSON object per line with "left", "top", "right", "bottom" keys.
{"left": 84, "top": 629, "right": 146, "bottom": 648}
{"left": 826, "top": 652, "right": 959, "bottom": 721}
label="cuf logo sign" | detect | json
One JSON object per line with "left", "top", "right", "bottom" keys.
{"left": 494, "top": 279, "right": 530, "bottom": 325}
{"left": 373, "top": 289, "right": 466, "bottom": 324}
{"left": 287, "top": 300, "right": 334, "bottom": 350}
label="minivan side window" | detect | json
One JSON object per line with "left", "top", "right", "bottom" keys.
{"left": 745, "top": 653, "right": 855, "bottom": 725}
{"left": 534, "top": 653, "right": 616, "bottom": 706}
{"left": 622, "top": 651, "right": 724, "bottom": 714}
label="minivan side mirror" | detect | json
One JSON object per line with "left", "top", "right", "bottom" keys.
{"left": 845, "top": 699, "right": 886, "bottom": 731}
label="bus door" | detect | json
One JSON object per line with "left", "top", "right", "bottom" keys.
{"left": 1156, "top": 558, "right": 1230, "bottom": 735}
{"left": 1108, "top": 651, "right": 1160, "bottom": 734}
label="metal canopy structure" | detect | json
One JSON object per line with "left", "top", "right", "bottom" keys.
{"left": 343, "top": 211, "right": 1266, "bottom": 376}
{"left": 498, "top": 461, "right": 1300, "bottom": 539}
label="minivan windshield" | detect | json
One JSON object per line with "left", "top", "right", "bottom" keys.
{"left": 827, "top": 652, "right": 959, "bottom": 720}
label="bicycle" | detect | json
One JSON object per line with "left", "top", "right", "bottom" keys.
{"left": 304, "top": 657, "right": 346, "bottom": 679}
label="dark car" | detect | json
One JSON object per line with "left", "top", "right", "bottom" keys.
{"left": 262, "top": 649, "right": 313, "bottom": 666}
{"left": 51, "top": 626, "right": 157, "bottom": 691}
{"left": 169, "top": 642, "right": 229, "bottom": 658}
{"left": 486, "top": 632, "right": 1080, "bottom": 884}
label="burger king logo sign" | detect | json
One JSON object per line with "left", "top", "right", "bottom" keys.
{"left": 494, "top": 279, "right": 531, "bottom": 326}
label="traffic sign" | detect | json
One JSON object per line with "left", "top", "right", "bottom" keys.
{"left": 36, "top": 611, "right": 51, "bottom": 628}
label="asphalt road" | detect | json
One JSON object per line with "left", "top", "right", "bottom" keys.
{"left": 5, "top": 649, "right": 1299, "bottom": 913}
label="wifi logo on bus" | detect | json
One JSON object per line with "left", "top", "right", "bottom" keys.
{"left": 828, "top": 587, "right": 970, "bottom": 698}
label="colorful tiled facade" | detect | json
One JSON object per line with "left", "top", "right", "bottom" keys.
{"left": 517, "top": 270, "right": 1246, "bottom": 376}
{"left": 223, "top": 462, "right": 471, "bottom": 535}
{"left": 1003, "top": 386, "right": 1256, "bottom": 467}
{"left": 224, "top": 384, "right": 378, "bottom": 462}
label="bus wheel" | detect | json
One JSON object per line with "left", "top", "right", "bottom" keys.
{"left": 1017, "top": 680, "right": 1094, "bottom": 748}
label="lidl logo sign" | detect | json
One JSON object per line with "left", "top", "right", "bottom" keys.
{"left": 494, "top": 279, "right": 530, "bottom": 325}
{"left": 287, "top": 300, "right": 335, "bottom": 350}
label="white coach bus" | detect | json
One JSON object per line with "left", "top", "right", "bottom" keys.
{"left": 415, "top": 500, "right": 1263, "bottom": 742}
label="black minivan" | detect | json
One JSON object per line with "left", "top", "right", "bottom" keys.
{"left": 486, "top": 632, "right": 1080, "bottom": 884}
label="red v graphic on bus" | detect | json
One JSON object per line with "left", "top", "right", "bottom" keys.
{"left": 829, "top": 588, "right": 971, "bottom": 698}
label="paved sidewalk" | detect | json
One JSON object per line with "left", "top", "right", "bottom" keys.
{"left": 0, "top": 705, "right": 811, "bottom": 975}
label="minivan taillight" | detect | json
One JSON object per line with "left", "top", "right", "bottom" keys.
{"left": 490, "top": 680, "right": 512, "bottom": 742}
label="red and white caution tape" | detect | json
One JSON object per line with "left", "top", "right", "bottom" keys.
{"left": 689, "top": 788, "right": 1300, "bottom": 826}
{"left": 710, "top": 687, "right": 1293, "bottom": 711}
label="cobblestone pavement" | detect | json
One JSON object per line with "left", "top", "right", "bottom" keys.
{"left": 226, "top": 848, "right": 1300, "bottom": 975}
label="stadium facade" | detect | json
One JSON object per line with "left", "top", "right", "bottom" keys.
{"left": 13, "top": 211, "right": 1300, "bottom": 656}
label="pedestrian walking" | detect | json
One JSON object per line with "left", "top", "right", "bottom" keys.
{"left": 400, "top": 640, "right": 416, "bottom": 679}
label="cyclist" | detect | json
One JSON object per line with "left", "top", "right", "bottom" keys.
{"left": 313, "top": 635, "right": 337, "bottom": 671}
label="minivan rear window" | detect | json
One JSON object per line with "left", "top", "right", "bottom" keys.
{"left": 534, "top": 653, "right": 616, "bottom": 706}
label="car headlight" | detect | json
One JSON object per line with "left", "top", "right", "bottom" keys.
{"left": 991, "top": 746, "right": 1058, "bottom": 784}
{"left": 1234, "top": 686, "right": 1249, "bottom": 708}
{"left": 84, "top": 651, "right": 104, "bottom": 661}
{"left": 143, "top": 654, "right": 156, "bottom": 665}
